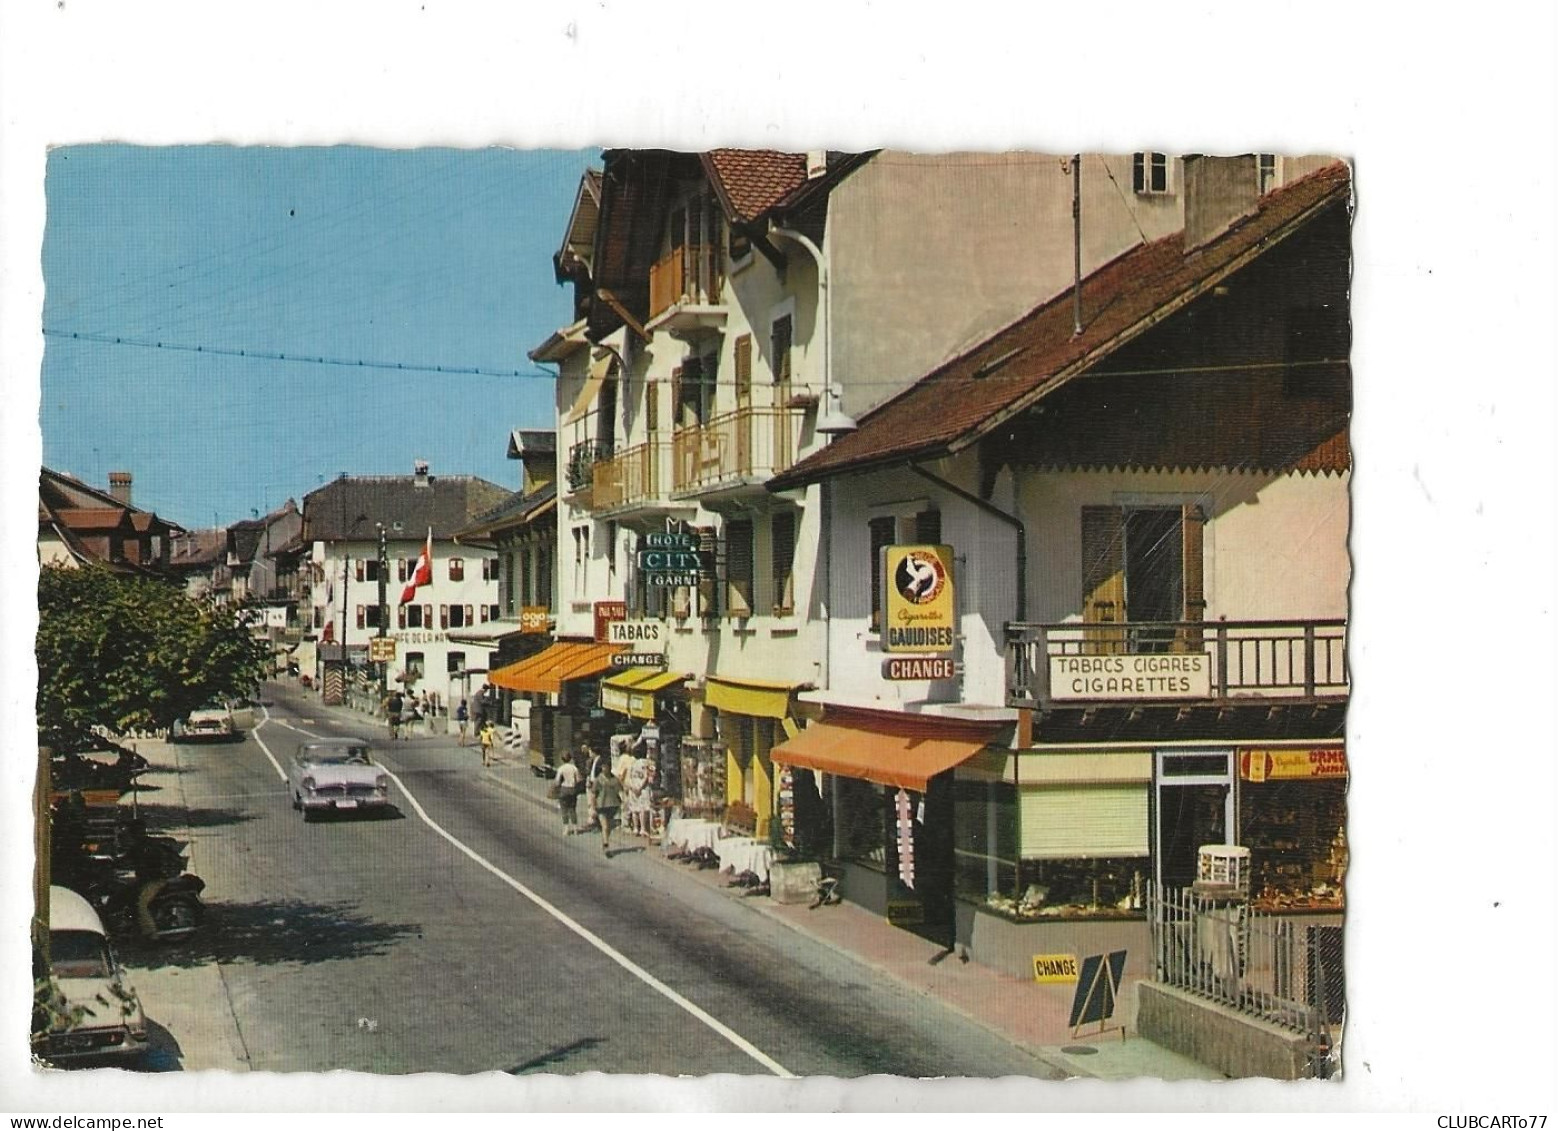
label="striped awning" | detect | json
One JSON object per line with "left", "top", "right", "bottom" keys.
{"left": 600, "top": 667, "right": 687, "bottom": 720}
{"left": 488, "top": 641, "right": 616, "bottom": 695}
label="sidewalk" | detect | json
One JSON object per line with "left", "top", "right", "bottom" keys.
{"left": 472, "top": 745, "right": 1222, "bottom": 1082}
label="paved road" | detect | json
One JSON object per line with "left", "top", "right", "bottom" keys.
{"left": 120, "top": 681, "right": 1060, "bottom": 1078}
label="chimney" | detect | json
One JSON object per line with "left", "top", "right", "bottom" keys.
{"left": 108, "top": 471, "right": 132, "bottom": 506}
{"left": 413, "top": 459, "right": 431, "bottom": 489}
{"left": 805, "top": 150, "right": 828, "bottom": 180}
{"left": 1183, "top": 155, "right": 1260, "bottom": 252}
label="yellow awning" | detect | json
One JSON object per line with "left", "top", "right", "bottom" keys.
{"left": 704, "top": 674, "right": 797, "bottom": 719}
{"left": 564, "top": 353, "right": 613, "bottom": 425}
{"left": 771, "top": 709, "right": 1000, "bottom": 792}
{"left": 488, "top": 641, "right": 617, "bottom": 695}
{"left": 601, "top": 667, "right": 687, "bottom": 720}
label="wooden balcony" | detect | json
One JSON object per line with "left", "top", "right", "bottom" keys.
{"left": 589, "top": 439, "right": 674, "bottom": 515}
{"left": 1005, "top": 619, "right": 1348, "bottom": 710}
{"left": 647, "top": 245, "right": 725, "bottom": 336}
{"left": 669, "top": 405, "right": 807, "bottom": 498}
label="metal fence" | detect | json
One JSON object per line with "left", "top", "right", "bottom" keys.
{"left": 1148, "top": 883, "right": 1342, "bottom": 1077}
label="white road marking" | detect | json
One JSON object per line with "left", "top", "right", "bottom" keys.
{"left": 251, "top": 706, "right": 289, "bottom": 783}
{"left": 380, "top": 765, "right": 795, "bottom": 1079}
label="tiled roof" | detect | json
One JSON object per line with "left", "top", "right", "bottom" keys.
{"left": 769, "top": 162, "right": 1353, "bottom": 488}
{"left": 457, "top": 481, "right": 557, "bottom": 540}
{"left": 302, "top": 474, "right": 512, "bottom": 542}
{"left": 168, "top": 529, "right": 227, "bottom": 568}
{"left": 703, "top": 150, "right": 810, "bottom": 222}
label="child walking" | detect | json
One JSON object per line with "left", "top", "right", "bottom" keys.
{"left": 478, "top": 720, "right": 497, "bottom": 766}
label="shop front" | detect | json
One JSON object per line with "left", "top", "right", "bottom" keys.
{"left": 702, "top": 675, "right": 804, "bottom": 839}
{"left": 771, "top": 707, "right": 1004, "bottom": 948}
{"left": 599, "top": 666, "right": 691, "bottom": 819}
{"left": 953, "top": 746, "right": 1153, "bottom": 978}
{"left": 487, "top": 640, "right": 617, "bottom": 770}
{"left": 1237, "top": 745, "right": 1347, "bottom": 913}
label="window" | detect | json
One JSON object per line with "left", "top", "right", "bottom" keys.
{"left": 1257, "top": 153, "right": 1279, "bottom": 194}
{"left": 502, "top": 553, "right": 516, "bottom": 616}
{"left": 488, "top": 604, "right": 500, "bottom": 621}
{"left": 771, "top": 510, "right": 796, "bottom": 615}
{"left": 607, "top": 521, "right": 618, "bottom": 578}
{"left": 482, "top": 557, "right": 499, "bottom": 581}
{"left": 364, "top": 605, "right": 383, "bottom": 629}
{"left": 1133, "top": 151, "right": 1170, "bottom": 195}
{"left": 448, "top": 558, "right": 465, "bottom": 582}
{"left": 536, "top": 549, "right": 552, "bottom": 610}
{"left": 674, "top": 354, "right": 717, "bottom": 428}
{"left": 1081, "top": 503, "right": 1206, "bottom": 653}
{"left": 725, "top": 519, "right": 754, "bottom": 618}
{"left": 867, "top": 516, "right": 897, "bottom": 632}
{"left": 403, "top": 603, "right": 426, "bottom": 629}
{"left": 448, "top": 652, "right": 465, "bottom": 675}
{"left": 771, "top": 314, "right": 792, "bottom": 394}
{"left": 443, "top": 605, "right": 472, "bottom": 629}
{"left": 314, "top": 606, "right": 323, "bottom": 629}
{"left": 405, "top": 652, "right": 425, "bottom": 680}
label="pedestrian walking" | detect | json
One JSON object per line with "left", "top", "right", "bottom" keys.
{"left": 386, "top": 690, "right": 404, "bottom": 741}
{"left": 591, "top": 762, "right": 624, "bottom": 856}
{"left": 553, "top": 751, "right": 582, "bottom": 833}
{"left": 478, "top": 720, "right": 497, "bottom": 766}
{"left": 624, "top": 746, "right": 653, "bottom": 837}
{"left": 580, "top": 742, "right": 607, "bottom": 830}
{"left": 455, "top": 699, "right": 469, "bottom": 746}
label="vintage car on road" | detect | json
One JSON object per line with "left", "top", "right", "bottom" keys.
{"left": 288, "top": 738, "right": 391, "bottom": 820}
{"left": 170, "top": 703, "right": 238, "bottom": 743}
{"left": 35, "top": 885, "right": 149, "bottom": 1065}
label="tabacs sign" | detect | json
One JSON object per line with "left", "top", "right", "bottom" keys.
{"left": 881, "top": 545, "right": 956, "bottom": 654}
{"left": 608, "top": 619, "right": 665, "bottom": 648}
{"left": 593, "top": 601, "right": 627, "bottom": 643}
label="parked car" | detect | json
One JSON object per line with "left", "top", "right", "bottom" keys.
{"left": 171, "top": 703, "right": 238, "bottom": 743}
{"left": 34, "top": 885, "right": 149, "bottom": 1065}
{"left": 288, "top": 738, "right": 391, "bottom": 820}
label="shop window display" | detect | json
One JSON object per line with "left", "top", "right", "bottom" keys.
{"left": 834, "top": 776, "right": 887, "bottom": 869}
{"left": 1241, "top": 779, "right": 1347, "bottom": 911}
{"left": 984, "top": 856, "right": 1147, "bottom": 920}
{"left": 952, "top": 779, "right": 1019, "bottom": 905}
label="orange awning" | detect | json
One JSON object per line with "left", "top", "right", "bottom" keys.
{"left": 488, "top": 641, "right": 617, "bottom": 695}
{"left": 771, "top": 709, "right": 1000, "bottom": 792}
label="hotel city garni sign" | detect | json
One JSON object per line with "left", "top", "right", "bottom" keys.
{"left": 1048, "top": 652, "right": 1212, "bottom": 701}
{"left": 881, "top": 544, "right": 956, "bottom": 656}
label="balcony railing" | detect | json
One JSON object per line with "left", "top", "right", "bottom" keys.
{"left": 670, "top": 405, "right": 806, "bottom": 496}
{"left": 566, "top": 439, "right": 615, "bottom": 495}
{"left": 1005, "top": 619, "right": 1348, "bottom": 709}
{"left": 590, "top": 439, "right": 673, "bottom": 513}
{"left": 649, "top": 244, "right": 722, "bottom": 322}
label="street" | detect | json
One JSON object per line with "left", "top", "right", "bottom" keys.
{"left": 117, "top": 680, "right": 1062, "bottom": 1078}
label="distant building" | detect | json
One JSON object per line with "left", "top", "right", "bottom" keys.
{"left": 38, "top": 467, "right": 181, "bottom": 578}
{"left": 301, "top": 462, "right": 509, "bottom": 704}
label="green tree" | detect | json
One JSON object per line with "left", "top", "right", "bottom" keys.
{"left": 36, "top": 564, "right": 272, "bottom": 749}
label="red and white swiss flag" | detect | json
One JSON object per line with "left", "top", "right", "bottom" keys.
{"left": 400, "top": 528, "right": 433, "bottom": 604}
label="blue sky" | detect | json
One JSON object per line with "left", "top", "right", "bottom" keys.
{"left": 41, "top": 145, "right": 595, "bottom": 527}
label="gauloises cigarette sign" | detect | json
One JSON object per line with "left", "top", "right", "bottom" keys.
{"left": 881, "top": 545, "right": 956, "bottom": 654}
{"left": 1240, "top": 748, "right": 1348, "bottom": 781}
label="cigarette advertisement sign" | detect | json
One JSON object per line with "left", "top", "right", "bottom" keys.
{"left": 1048, "top": 653, "right": 1211, "bottom": 701}
{"left": 1240, "top": 748, "right": 1348, "bottom": 781}
{"left": 881, "top": 544, "right": 956, "bottom": 654}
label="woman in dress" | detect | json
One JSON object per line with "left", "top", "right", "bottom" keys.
{"left": 624, "top": 746, "right": 652, "bottom": 837}
{"left": 553, "top": 751, "right": 581, "bottom": 833}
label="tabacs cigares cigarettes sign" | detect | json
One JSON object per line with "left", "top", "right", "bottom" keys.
{"left": 881, "top": 544, "right": 955, "bottom": 654}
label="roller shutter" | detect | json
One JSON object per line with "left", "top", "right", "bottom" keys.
{"left": 1020, "top": 784, "right": 1149, "bottom": 859}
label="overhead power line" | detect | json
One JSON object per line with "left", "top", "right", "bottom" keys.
{"left": 43, "top": 327, "right": 556, "bottom": 381}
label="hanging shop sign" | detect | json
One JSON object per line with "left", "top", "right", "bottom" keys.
{"left": 895, "top": 788, "right": 916, "bottom": 890}
{"left": 609, "top": 652, "right": 667, "bottom": 668}
{"left": 520, "top": 606, "right": 550, "bottom": 634}
{"left": 882, "top": 656, "right": 957, "bottom": 681}
{"left": 608, "top": 619, "right": 665, "bottom": 648}
{"left": 593, "top": 601, "right": 627, "bottom": 643}
{"left": 637, "top": 525, "right": 714, "bottom": 589}
{"left": 1032, "top": 954, "right": 1081, "bottom": 984}
{"left": 368, "top": 637, "right": 398, "bottom": 663}
{"left": 1240, "top": 748, "right": 1348, "bottom": 782}
{"left": 1048, "top": 653, "right": 1211, "bottom": 701}
{"left": 881, "top": 544, "right": 957, "bottom": 654}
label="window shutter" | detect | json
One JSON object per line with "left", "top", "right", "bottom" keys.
{"left": 914, "top": 509, "right": 942, "bottom": 545}
{"left": 670, "top": 365, "right": 683, "bottom": 429}
{"left": 646, "top": 380, "right": 660, "bottom": 433}
{"left": 734, "top": 335, "right": 752, "bottom": 407}
{"left": 398, "top": 558, "right": 407, "bottom": 582}
{"left": 356, "top": 605, "right": 365, "bottom": 629}
{"left": 727, "top": 520, "right": 754, "bottom": 617}
{"left": 398, "top": 605, "right": 406, "bottom": 629}
{"left": 697, "top": 525, "right": 718, "bottom": 619}
{"left": 439, "top": 605, "right": 448, "bottom": 629}
{"left": 771, "top": 315, "right": 792, "bottom": 385}
{"left": 771, "top": 510, "right": 796, "bottom": 614}
{"left": 868, "top": 516, "right": 897, "bottom": 632}
{"left": 1081, "top": 507, "right": 1126, "bottom": 653}
{"left": 1180, "top": 503, "right": 1206, "bottom": 650}
{"left": 356, "top": 561, "right": 365, "bottom": 582}
{"left": 465, "top": 604, "right": 474, "bottom": 624}
{"left": 423, "top": 603, "right": 432, "bottom": 628}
